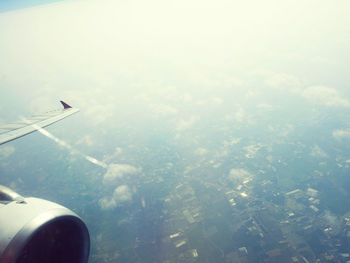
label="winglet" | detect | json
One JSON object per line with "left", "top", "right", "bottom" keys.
{"left": 60, "top": 100, "right": 72, "bottom": 109}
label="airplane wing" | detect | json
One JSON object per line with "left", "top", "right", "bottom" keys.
{"left": 0, "top": 101, "right": 79, "bottom": 145}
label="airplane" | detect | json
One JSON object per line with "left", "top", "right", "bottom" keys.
{"left": 0, "top": 101, "right": 90, "bottom": 263}
{"left": 0, "top": 101, "right": 79, "bottom": 145}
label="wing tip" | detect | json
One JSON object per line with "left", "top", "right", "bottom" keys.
{"left": 60, "top": 100, "right": 72, "bottom": 109}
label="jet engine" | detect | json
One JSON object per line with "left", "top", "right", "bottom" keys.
{"left": 0, "top": 185, "right": 90, "bottom": 263}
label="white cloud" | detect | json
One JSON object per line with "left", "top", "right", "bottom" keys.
{"left": 183, "top": 93, "right": 192, "bottom": 103}
{"left": 234, "top": 107, "right": 246, "bottom": 122}
{"left": 114, "top": 147, "right": 123, "bottom": 155}
{"left": 100, "top": 162, "right": 140, "bottom": 210}
{"left": 302, "top": 86, "right": 350, "bottom": 107}
{"left": 256, "top": 103, "right": 276, "bottom": 111}
{"left": 76, "top": 135, "right": 95, "bottom": 147}
{"left": 196, "top": 97, "right": 223, "bottom": 106}
{"left": 114, "top": 185, "right": 133, "bottom": 201}
{"left": 103, "top": 147, "right": 123, "bottom": 163}
{"left": 310, "top": 145, "right": 328, "bottom": 158}
{"left": 0, "top": 145, "right": 15, "bottom": 160}
{"left": 194, "top": 147, "right": 208, "bottom": 156}
{"left": 244, "top": 144, "right": 263, "bottom": 159}
{"left": 29, "top": 96, "right": 58, "bottom": 113}
{"left": 212, "top": 97, "right": 223, "bottom": 105}
{"left": 137, "top": 86, "right": 180, "bottom": 105}
{"left": 268, "top": 124, "right": 294, "bottom": 137}
{"left": 99, "top": 185, "right": 133, "bottom": 210}
{"left": 103, "top": 164, "right": 141, "bottom": 184}
{"left": 332, "top": 129, "right": 350, "bottom": 140}
{"left": 149, "top": 103, "right": 178, "bottom": 116}
{"left": 176, "top": 116, "right": 200, "bottom": 131}
{"left": 223, "top": 137, "right": 241, "bottom": 147}
{"left": 265, "top": 73, "right": 301, "bottom": 92}
{"left": 99, "top": 197, "right": 116, "bottom": 210}
{"left": 196, "top": 100, "right": 207, "bottom": 105}
{"left": 84, "top": 103, "right": 117, "bottom": 125}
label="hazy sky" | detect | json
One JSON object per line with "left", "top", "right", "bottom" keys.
{"left": 1, "top": 0, "right": 350, "bottom": 127}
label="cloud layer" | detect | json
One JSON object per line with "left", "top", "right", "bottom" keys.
{"left": 302, "top": 86, "right": 350, "bottom": 107}
{"left": 99, "top": 163, "right": 141, "bottom": 210}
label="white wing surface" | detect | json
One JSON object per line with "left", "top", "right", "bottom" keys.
{"left": 0, "top": 101, "right": 79, "bottom": 145}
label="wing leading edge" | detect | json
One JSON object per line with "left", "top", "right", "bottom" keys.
{"left": 0, "top": 101, "right": 79, "bottom": 145}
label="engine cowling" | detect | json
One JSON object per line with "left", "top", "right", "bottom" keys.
{"left": 0, "top": 185, "right": 90, "bottom": 263}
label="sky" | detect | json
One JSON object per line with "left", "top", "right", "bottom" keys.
{"left": 0, "top": 0, "right": 349, "bottom": 153}
{"left": 1, "top": 0, "right": 350, "bottom": 108}
{"left": 0, "top": 0, "right": 349, "bottom": 164}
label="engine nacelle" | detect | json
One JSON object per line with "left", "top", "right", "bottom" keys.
{"left": 0, "top": 185, "right": 90, "bottom": 263}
